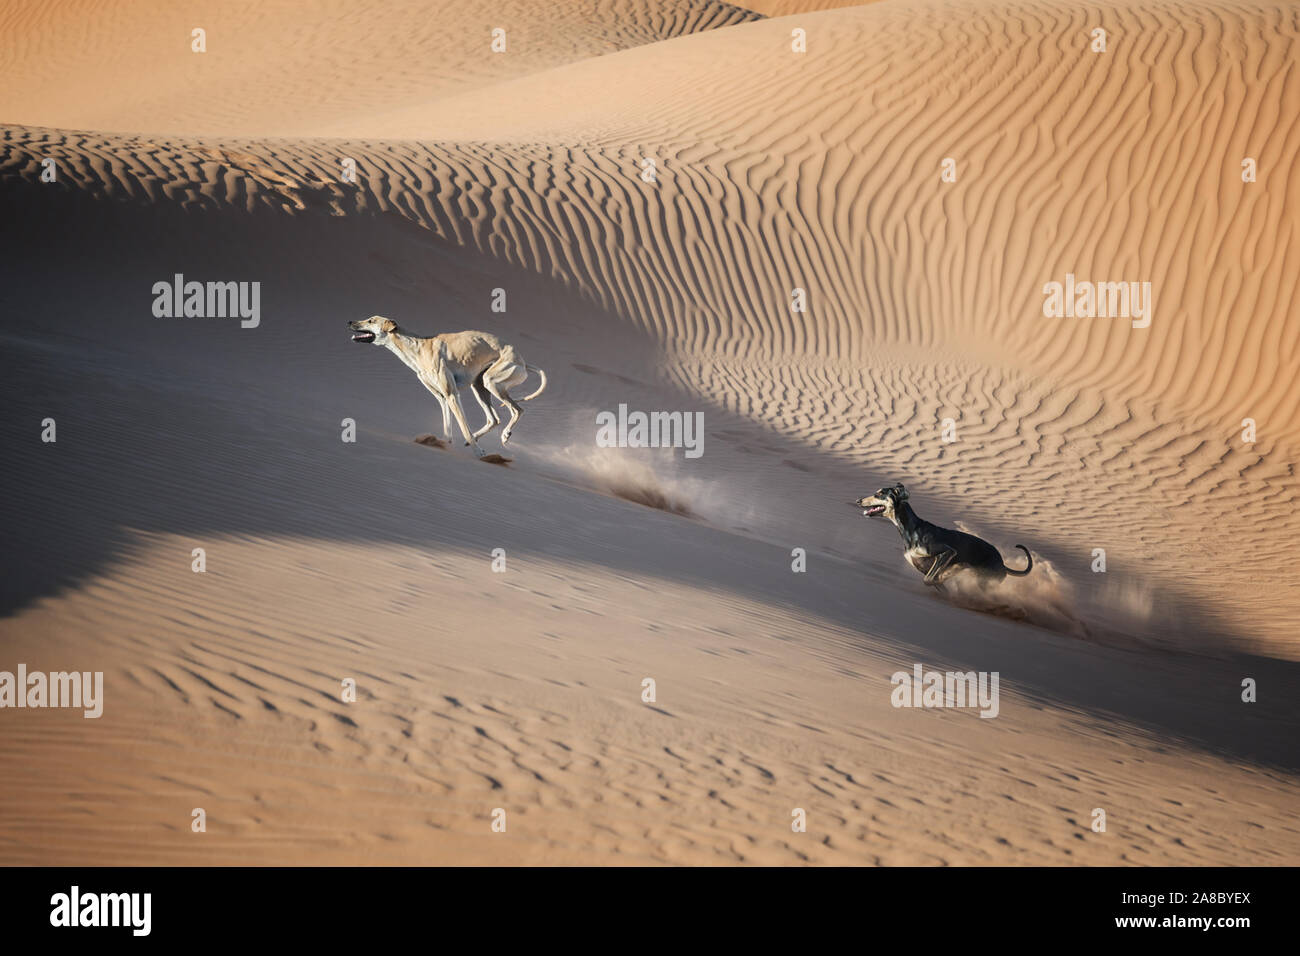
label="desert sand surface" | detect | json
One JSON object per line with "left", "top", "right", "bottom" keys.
{"left": 0, "top": 0, "right": 759, "bottom": 137}
{"left": 1, "top": 0, "right": 1298, "bottom": 865}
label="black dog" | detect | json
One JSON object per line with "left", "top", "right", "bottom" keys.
{"left": 851, "top": 483, "right": 1031, "bottom": 590}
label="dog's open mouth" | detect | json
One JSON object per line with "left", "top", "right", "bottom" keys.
{"left": 351, "top": 331, "right": 376, "bottom": 343}
{"left": 862, "top": 505, "right": 885, "bottom": 517}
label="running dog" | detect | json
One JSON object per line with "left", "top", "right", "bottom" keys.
{"left": 348, "top": 316, "right": 547, "bottom": 456}
{"left": 851, "top": 483, "right": 1031, "bottom": 590}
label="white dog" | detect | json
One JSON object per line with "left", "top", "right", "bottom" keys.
{"left": 348, "top": 316, "right": 547, "bottom": 456}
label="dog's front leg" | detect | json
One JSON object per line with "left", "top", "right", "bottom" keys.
{"left": 416, "top": 377, "right": 453, "bottom": 440}
{"left": 441, "top": 383, "right": 485, "bottom": 457}
{"left": 924, "top": 547, "right": 957, "bottom": 587}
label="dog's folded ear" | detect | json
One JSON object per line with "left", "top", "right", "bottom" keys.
{"left": 380, "top": 318, "right": 397, "bottom": 333}
{"left": 893, "top": 483, "right": 908, "bottom": 500}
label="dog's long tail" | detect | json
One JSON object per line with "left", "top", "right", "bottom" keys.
{"left": 1003, "top": 545, "right": 1032, "bottom": 576}
{"left": 521, "top": 365, "right": 548, "bottom": 401}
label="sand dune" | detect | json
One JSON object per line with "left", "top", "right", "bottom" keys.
{"left": 2, "top": 0, "right": 1298, "bottom": 865}
{"left": 7, "top": 0, "right": 1296, "bottom": 649}
{"left": 0, "top": 0, "right": 759, "bottom": 137}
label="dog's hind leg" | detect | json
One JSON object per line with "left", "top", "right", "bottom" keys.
{"left": 469, "top": 373, "right": 500, "bottom": 440}
{"left": 485, "top": 363, "right": 528, "bottom": 444}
